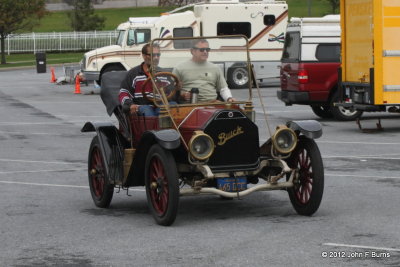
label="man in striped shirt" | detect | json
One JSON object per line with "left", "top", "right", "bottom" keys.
{"left": 119, "top": 43, "right": 161, "bottom": 116}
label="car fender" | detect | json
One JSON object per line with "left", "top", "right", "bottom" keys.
{"left": 81, "top": 121, "right": 127, "bottom": 182}
{"left": 125, "top": 129, "right": 181, "bottom": 187}
{"left": 286, "top": 120, "right": 322, "bottom": 139}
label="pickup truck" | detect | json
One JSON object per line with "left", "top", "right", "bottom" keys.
{"left": 277, "top": 15, "right": 362, "bottom": 121}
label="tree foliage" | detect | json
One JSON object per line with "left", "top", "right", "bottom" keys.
{"left": 319, "top": 0, "right": 340, "bottom": 14}
{"left": 0, "top": 0, "right": 46, "bottom": 64}
{"left": 158, "top": 0, "right": 199, "bottom": 7}
{"left": 67, "top": 0, "right": 105, "bottom": 31}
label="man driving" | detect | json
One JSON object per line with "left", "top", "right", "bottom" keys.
{"left": 119, "top": 43, "right": 161, "bottom": 116}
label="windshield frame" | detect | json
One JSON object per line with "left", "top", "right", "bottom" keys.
{"left": 149, "top": 35, "right": 253, "bottom": 108}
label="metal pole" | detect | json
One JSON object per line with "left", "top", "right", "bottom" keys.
{"left": 308, "top": 0, "right": 312, "bottom": 16}
{"left": 7, "top": 35, "right": 10, "bottom": 55}
{"left": 33, "top": 32, "right": 36, "bottom": 54}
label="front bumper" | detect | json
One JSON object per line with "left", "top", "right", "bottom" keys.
{"left": 179, "top": 159, "right": 295, "bottom": 198}
{"left": 277, "top": 90, "right": 309, "bottom": 105}
{"left": 82, "top": 71, "right": 100, "bottom": 81}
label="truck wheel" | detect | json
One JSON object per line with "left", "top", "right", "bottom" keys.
{"left": 145, "top": 144, "right": 179, "bottom": 226}
{"left": 330, "top": 91, "right": 363, "bottom": 121}
{"left": 310, "top": 105, "right": 333, "bottom": 119}
{"left": 98, "top": 65, "right": 126, "bottom": 85}
{"left": 287, "top": 136, "right": 324, "bottom": 216}
{"left": 88, "top": 136, "right": 114, "bottom": 208}
{"left": 227, "top": 67, "right": 249, "bottom": 89}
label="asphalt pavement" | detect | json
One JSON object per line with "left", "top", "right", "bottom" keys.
{"left": 0, "top": 67, "right": 399, "bottom": 266}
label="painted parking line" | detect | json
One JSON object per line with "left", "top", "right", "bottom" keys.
{"left": 318, "top": 140, "right": 400, "bottom": 145}
{"left": 0, "top": 130, "right": 72, "bottom": 136}
{"left": 0, "top": 180, "right": 146, "bottom": 191}
{"left": 0, "top": 180, "right": 88, "bottom": 188}
{"left": 326, "top": 173, "right": 400, "bottom": 179}
{"left": 0, "top": 120, "right": 97, "bottom": 126}
{"left": 323, "top": 155, "right": 400, "bottom": 160}
{"left": 323, "top": 243, "right": 400, "bottom": 252}
{"left": 0, "top": 158, "right": 86, "bottom": 165}
{"left": 0, "top": 168, "right": 86, "bottom": 174}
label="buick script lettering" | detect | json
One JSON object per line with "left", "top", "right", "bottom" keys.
{"left": 217, "top": 126, "right": 244, "bottom": 145}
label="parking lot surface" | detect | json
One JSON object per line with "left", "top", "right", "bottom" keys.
{"left": 0, "top": 67, "right": 399, "bottom": 266}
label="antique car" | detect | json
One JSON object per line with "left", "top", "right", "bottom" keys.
{"left": 81, "top": 36, "right": 324, "bottom": 226}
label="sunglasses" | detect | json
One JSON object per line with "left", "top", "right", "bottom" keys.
{"left": 193, "top": 47, "right": 211, "bottom": 52}
{"left": 145, "top": 53, "right": 161, "bottom": 57}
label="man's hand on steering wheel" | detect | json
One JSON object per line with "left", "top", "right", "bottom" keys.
{"left": 142, "top": 72, "right": 181, "bottom": 103}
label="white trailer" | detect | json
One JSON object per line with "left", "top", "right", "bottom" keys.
{"left": 80, "top": 0, "right": 288, "bottom": 88}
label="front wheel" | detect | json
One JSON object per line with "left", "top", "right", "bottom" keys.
{"left": 287, "top": 136, "right": 324, "bottom": 216}
{"left": 88, "top": 136, "right": 114, "bottom": 208}
{"left": 145, "top": 144, "right": 179, "bottom": 226}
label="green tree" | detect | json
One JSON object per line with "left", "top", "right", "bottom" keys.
{"left": 67, "top": 0, "right": 105, "bottom": 31}
{"left": 320, "top": 0, "right": 340, "bottom": 14}
{"left": 0, "top": 0, "right": 46, "bottom": 64}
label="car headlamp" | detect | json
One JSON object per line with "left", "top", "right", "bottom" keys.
{"left": 272, "top": 125, "right": 297, "bottom": 154}
{"left": 189, "top": 131, "right": 214, "bottom": 161}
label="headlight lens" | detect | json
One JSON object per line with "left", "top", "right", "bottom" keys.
{"left": 189, "top": 131, "right": 214, "bottom": 161}
{"left": 272, "top": 126, "right": 297, "bottom": 154}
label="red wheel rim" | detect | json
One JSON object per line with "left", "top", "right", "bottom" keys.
{"left": 293, "top": 148, "right": 313, "bottom": 204}
{"left": 149, "top": 156, "right": 169, "bottom": 216}
{"left": 90, "top": 147, "right": 105, "bottom": 198}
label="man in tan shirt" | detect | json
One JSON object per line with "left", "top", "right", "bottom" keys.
{"left": 173, "top": 39, "right": 235, "bottom": 103}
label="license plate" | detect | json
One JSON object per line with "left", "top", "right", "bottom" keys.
{"left": 217, "top": 177, "right": 247, "bottom": 192}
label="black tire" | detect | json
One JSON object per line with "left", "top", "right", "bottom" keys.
{"left": 98, "top": 65, "right": 126, "bottom": 85}
{"left": 88, "top": 136, "right": 114, "bottom": 208}
{"left": 310, "top": 105, "right": 333, "bottom": 119}
{"left": 287, "top": 136, "right": 324, "bottom": 216}
{"left": 227, "top": 67, "right": 249, "bottom": 89}
{"left": 145, "top": 144, "right": 179, "bottom": 226}
{"left": 330, "top": 90, "right": 363, "bottom": 121}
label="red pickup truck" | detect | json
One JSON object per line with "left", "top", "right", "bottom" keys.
{"left": 277, "top": 15, "right": 362, "bottom": 121}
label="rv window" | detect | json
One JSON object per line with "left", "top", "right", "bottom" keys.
{"left": 217, "top": 22, "right": 251, "bottom": 38}
{"left": 126, "top": 29, "right": 151, "bottom": 46}
{"left": 263, "top": 15, "right": 276, "bottom": 26}
{"left": 281, "top": 32, "right": 300, "bottom": 62}
{"left": 173, "top": 27, "right": 193, "bottom": 49}
{"left": 116, "top": 30, "right": 125, "bottom": 46}
{"left": 316, "top": 44, "right": 340, "bottom": 62}
{"left": 136, "top": 29, "right": 151, "bottom": 44}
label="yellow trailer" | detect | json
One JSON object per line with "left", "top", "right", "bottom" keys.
{"left": 338, "top": 0, "right": 400, "bottom": 113}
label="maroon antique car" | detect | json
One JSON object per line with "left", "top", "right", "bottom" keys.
{"left": 82, "top": 36, "right": 324, "bottom": 226}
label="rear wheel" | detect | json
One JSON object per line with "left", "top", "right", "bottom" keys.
{"left": 145, "top": 144, "right": 179, "bottom": 226}
{"left": 330, "top": 90, "right": 362, "bottom": 121}
{"left": 310, "top": 105, "right": 333, "bottom": 119}
{"left": 227, "top": 67, "right": 249, "bottom": 89}
{"left": 88, "top": 136, "right": 114, "bottom": 208}
{"left": 287, "top": 136, "right": 324, "bottom": 216}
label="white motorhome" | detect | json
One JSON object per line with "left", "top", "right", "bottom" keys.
{"left": 80, "top": 0, "right": 288, "bottom": 88}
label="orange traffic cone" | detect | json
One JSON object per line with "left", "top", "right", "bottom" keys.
{"left": 50, "top": 67, "right": 56, "bottom": 83}
{"left": 74, "top": 74, "right": 81, "bottom": 94}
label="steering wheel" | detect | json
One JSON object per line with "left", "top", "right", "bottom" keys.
{"left": 142, "top": 72, "right": 181, "bottom": 103}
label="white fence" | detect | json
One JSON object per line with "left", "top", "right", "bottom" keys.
{"left": 5, "top": 31, "right": 119, "bottom": 54}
